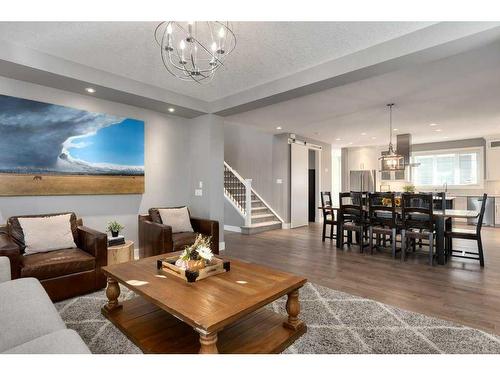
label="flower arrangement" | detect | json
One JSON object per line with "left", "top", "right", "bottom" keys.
{"left": 106, "top": 221, "right": 124, "bottom": 237}
{"left": 175, "top": 234, "right": 213, "bottom": 271}
{"left": 381, "top": 197, "right": 402, "bottom": 207}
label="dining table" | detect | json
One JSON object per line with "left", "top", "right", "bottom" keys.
{"left": 318, "top": 206, "right": 480, "bottom": 265}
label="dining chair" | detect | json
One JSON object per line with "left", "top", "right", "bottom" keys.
{"left": 416, "top": 192, "right": 447, "bottom": 250}
{"left": 367, "top": 192, "right": 400, "bottom": 258}
{"left": 400, "top": 193, "right": 436, "bottom": 265}
{"left": 320, "top": 191, "right": 337, "bottom": 242}
{"left": 445, "top": 193, "right": 487, "bottom": 267}
{"left": 339, "top": 192, "right": 368, "bottom": 251}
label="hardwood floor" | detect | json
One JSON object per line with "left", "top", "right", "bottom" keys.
{"left": 224, "top": 222, "right": 500, "bottom": 336}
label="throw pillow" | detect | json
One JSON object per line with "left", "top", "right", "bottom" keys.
{"left": 18, "top": 213, "right": 77, "bottom": 255}
{"left": 158, "top": 207, "right": 194, "bottom": 233}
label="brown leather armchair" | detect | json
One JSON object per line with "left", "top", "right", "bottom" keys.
{"left": 0, "top": 212, "right": 107, "bottom": 302}
{"left": 138, "top": 207, "right": 219, "bottom": 258}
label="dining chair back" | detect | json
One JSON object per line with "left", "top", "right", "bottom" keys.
{"left": 320, "top": 191, "right": 337, "bottom": 242}
{"left": 401, "top": 193, "right": 434, "bottom": 231}
{"left": 340, "top": 192, "right": 364, "bottom": 223}
{"left": 368, "top": 192, "right": 398, "bottom": 228}
{"left": 475, "top": 193, "right": 488, "bottom": 235}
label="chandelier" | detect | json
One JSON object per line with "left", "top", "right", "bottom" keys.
{"left": 154, "top": 21, "right": 236, "bottom": 83}
{"left": 379, "top": 103, "right": 405, "bottom": 171}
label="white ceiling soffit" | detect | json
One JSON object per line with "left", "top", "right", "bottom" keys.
{"left": 0, "top": 22, "right": 500, "bottom": 118}
{"left": 224, "top": 38, "right": 500, "bottom": 146}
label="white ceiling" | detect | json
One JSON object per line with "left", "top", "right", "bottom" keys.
{"left": 225, "top": 39, "right": 500, "bottom": 147}
{"left": 0, "top": 21, "right": 434, "bottom": 102}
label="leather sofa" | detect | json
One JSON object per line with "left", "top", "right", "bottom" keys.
{"left": 0, "top": 212, "right": 107, "bottom": 302}
{"left": 0, "top": 256, "right": 90, "bottom": 354}
{"left": 138, "top": 207, "right": 219, "bottom": 258}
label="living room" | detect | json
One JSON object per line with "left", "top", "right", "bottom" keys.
{"left": 1, "top": 1, "right": 500, "bottom": 374}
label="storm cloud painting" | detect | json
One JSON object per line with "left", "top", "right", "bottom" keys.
{"left": 0, "top": 94, "right": 144, "bottom": 175}
{"left": 0, "top": 94, "right": 145, "bottom": 196}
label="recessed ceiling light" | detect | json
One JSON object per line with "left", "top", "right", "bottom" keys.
{"left": 335, "top": 138, "right": 341, "bottom": 141}
{"left": 276, "top": 126, "right": 282, "bottom": 130}
{"left": 348, "top": 142, "right": 353, "bottom": 145}
{"left": 443, "top": 136, "right": 449, "bottom": 139}
{"left": 435, "top": 129, "right": 442, "bottom": 132}
{"left": 393, "top": 128, "right": 399, "bottom": 132}
{"left": 168, "top": 107, "right": 175, "bottom": 113}
{"left": 85, "top": 87, "right": 95, "bottom": 93}
{"left": 371, "top": 137, "right": 377, "bottom": 140}
{"left": 429, "top": 123, "right": 438, "bottom": 127}
{"left": 361, "top": 132, "right": 367, "bottom": 136}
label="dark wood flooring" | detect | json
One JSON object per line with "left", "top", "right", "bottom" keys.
{"left": 224, "top": 222, "right": 500, "bottom": 336}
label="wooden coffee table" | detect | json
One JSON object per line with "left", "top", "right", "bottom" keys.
{"left": 101, "top": 253, "right": 307, "bottom": 354}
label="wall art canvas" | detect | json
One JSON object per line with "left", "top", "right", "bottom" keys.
{"left": 0, "top": 94, "right": 145, "bottom": 196}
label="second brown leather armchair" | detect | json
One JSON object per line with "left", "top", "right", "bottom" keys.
{"left": 138, "top": 207, "right": 219, "bottom": 258}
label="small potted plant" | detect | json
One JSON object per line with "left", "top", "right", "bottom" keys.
{"left": 107, "top": 221, "right": 124, "bottom": 238}
{"left": 403, "top": 184, "right": 416, "bottom": 193}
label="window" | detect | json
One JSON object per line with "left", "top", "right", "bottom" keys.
{"left": 412, "top": 148, "right": 482, "bottom": 188}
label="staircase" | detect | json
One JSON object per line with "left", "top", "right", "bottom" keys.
{"left": 224, "top": 161, "right": 283, "bottom": 234}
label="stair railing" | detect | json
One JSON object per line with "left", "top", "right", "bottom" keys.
{"left": 224, "top": 161, "right": 252, "bottom": 226}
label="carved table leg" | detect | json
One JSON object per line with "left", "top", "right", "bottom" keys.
{"left": 283, "top": 289, "right": 304, "bottom": 331}
{"left": 103, "top": 277, "right": 122, "bottom": 312}
{"left": 199, "top": 332, "right": 218, "bottom": 354}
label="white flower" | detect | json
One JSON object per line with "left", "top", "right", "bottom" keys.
{"left": 197, "top": 246, "right": 213, "bottom": 261}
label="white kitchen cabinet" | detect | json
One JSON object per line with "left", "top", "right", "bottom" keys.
{"left": 486, "top": 139, "right": 500, "bottom": 181}
{"left": 454, "top": 196, "right": 468, "bottom": 223}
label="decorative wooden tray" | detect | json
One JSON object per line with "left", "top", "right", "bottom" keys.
{"left": 156, "top": 256, "right": 230, "bottom": 283}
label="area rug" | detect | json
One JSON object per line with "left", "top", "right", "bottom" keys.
{"left": 54, "top": 282, "right": 500, "bottom": 354}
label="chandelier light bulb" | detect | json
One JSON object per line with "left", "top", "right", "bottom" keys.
{"left": 211, "top": 42, "right": 217, "bottom": 52}
{"left": 166, "top": 24, "right": 173, "bottom": 34}
{"left": 218, "top": 27, "right": 225, "bottom": 38}
{"left": 179, "top": 40, "right": 186, "bottom": 50}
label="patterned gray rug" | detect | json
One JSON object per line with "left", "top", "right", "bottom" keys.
{"left": 54, "top": 282, "right": 500, "bottom": 354}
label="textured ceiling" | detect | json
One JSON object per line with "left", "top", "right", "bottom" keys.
{"left": 225, "top": 40, "right": 500, "bottom": 146}
{"left": 0, "top": 21, "right": 434, "bottom": 101}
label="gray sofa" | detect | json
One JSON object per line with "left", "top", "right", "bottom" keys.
{"left": 0, "top": 256, "right": 90, "bottom": 354}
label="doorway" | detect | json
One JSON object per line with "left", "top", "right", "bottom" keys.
{"left": 308, "top": 149, "right": 316, "bottom": 222}
{"left": 291, "top": 141, "right": 322, "bottom": 228}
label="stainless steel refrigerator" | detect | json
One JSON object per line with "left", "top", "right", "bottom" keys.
{"left": 349, "top": 170, "right": 376, "bottom": 192}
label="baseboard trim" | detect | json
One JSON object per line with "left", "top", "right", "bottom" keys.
{"left": 219, "top": 241, "right": 226, "bottom": 251}
{"left": 282, "top": 223, "right": 291, "bottom": 229}
{"left": 224, "top": 225, "right": 242, "bottom": 233}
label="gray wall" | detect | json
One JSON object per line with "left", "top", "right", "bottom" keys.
{"left": 188, "top": 115, "right": 225, "bottom": 241}
{"left": 0, "top": 77, "right": 192, "bottom": 245}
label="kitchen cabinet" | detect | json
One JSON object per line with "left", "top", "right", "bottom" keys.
{"left": 496, "top": 201, "right": 500, "bottom": 227}
{"left": 486, "top": 139, "right": 500, "bottom": 181}
{"left": 454, "top": 196, "right": 468, "bottom": 223}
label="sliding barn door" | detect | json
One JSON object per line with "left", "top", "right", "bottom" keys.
{"left": 291, "top": 142, "right": 309, "bottom": 228}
